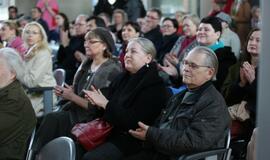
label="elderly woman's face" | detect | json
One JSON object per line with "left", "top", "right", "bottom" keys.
{"left": 84, "top": 37, "right": 106, "bottom": 58}
{"left": 196, "top": 23, "right": 220, "bottom": 46}
{"left": 0, "top": 56, "right": 15, "bottom": 88}
{"left": 24, "top": 25, "right": 42, "bottom": 47}
{"left": 183, "top": 18, "right": 197, "bottom": 37}
{"left": 124, "top": 41, "right": 152, "bottom": 74}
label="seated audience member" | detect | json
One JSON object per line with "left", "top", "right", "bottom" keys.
{"left": 33, "top": 28, "right": 122, "bottom": 158}
{"left": 0, "top": 21, "right": 27, "bottom": 58}
{"left": 82, "top": 38, "right": 169, "bottom": 160}
{"left": 174, "top": 10, "right": 186, "bottom": 35}
{"left": 231, "top": 0, "right": 251, "bottom": 48}
{"left": 55, "top": 14, "right": 88, "bottom": 85}
{"left": 251, "top": 6, "right": 261, "bottom": 29}
{"left": 22, "top": 22, "right": 56, "bottom": 116}
{"left": 126, "top": 46, "right": 231, "bottom": 160}
{"left": 86, "top": 16, "right": 106, "bottom": 32}
{"left": 118, "top": 21, "right": 141, "bottom": 67}
{"left": 157, "top": 17, "right": 179, "bottom": 63}
{"left": 50, "top": 12, "right": 70, "bottom": 43}
{"left": 8, "top": 6, "right": 20, "bottom": 20}
{"left": 222, "top": 28, "right": 261, "bottom": 140}
{"left": 31, "top": 7, "right": 50, "bottom": 37}
{"left": 216, "top": 12, "right": 241, "bottom": 60}
{"left": 17, "top": 15, "right": 32, "bottom": 33}
{"left": 164, "top": 14, "right": 199, "bottom": 66}
{"left": 109, "top": 9, "right": 127, "bottom": 43}
{"left": 98, "top": 12, "right": 112, "bottom": 28}
{"left": 0, "top": 48, "right": 36, "bottom": 159}
{"left": 142, "top": 8, "right": 163, "bottom": 53}
{"left": 161, "top": 16, "right": 236, "bottom": 91}
{"left": 69, "top": 20, "right": 77, "bottom": 37}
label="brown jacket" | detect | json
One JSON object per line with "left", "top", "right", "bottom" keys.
{"left": 0, "top": 80, "right": 36, "bottom": 159}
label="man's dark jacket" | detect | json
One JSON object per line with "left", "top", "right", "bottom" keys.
{"left": 146, "top": 81, "right": 231, "bottom": 159}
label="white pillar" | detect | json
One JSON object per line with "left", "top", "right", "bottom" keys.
{"left": 256, "top": 0, "right": 270, "bottom": 159}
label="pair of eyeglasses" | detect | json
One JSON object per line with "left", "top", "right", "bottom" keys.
{"left": 25, "top": 30, "right": 40, "bottom": 35}
{"left": 85, "top": 40, "right": 102, "bottom": 44}
{"left": 75, "top": 23, "right": 86, "bottom": 26}
{"left": 162, "top": 25, "right": 173, "bottom": 28}
{"left": 146, "top": 15, "right": 159, "bottom": 20}
{"left": 182, "top": 60, "right": 211, "bottom": 69}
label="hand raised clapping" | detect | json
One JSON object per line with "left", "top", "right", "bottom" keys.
{"left": 83, "top": 85, "right": 108, "bottom": 109}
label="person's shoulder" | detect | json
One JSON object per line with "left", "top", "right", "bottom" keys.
{"left": 104, "top": 58, "right": 122, "bottom": 70}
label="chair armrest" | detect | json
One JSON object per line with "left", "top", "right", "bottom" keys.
{"left": 178, "top": 148, "right": 229, "bottom": 160}
{"left": 27, "top": 87, "right": 54, "bottom": 93}
{"left": 27, "top": 87, "right": 54, "bottom": 114}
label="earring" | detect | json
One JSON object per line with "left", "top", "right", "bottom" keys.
{"left": 146, "top": 63, "right": 149, "bottom": 68}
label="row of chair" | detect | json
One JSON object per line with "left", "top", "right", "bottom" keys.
{"left": 25, "top": 131, "right": 231, "bottom": 160}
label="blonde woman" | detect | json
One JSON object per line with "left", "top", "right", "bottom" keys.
{"left": 22, "top": 22, "right": 56, "bottom": 116}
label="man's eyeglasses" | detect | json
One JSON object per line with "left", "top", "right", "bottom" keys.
{"left": 162, "top": 25, "right": 173, "bottom": 28}
{"left": 182, "top": 60, "right": 211, "bottom": 69}
{"left": 85, "top": 40, "right": 102, "bottom": 44}
{"left": 146, "top": 15, "right": 159, "bottom": 20}
{"left": 75, "top": 23, "right": 86, "bottom": 26}
{"left": 25, "top": 30, "right": 40, "bottom": 35}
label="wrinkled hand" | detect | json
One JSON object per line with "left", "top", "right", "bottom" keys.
{"left": 242, "top": 62, "right": 255, "bottom": 84}
{"left": 129, "top": 122, "right": 149, "bottom": 141}
{"left": 158, "top": 59, "right": 178, "bottom": 77}
{"left": 54, "top": 83, "right": 75, "bottom": 100}
{"left": 83, "top": 86, "right": 108, "bottom": 109}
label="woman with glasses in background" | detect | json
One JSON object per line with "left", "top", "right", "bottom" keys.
{"left": 33, "top": 28, "right": 122, "bottom": 159}
{"left": 21, "top": 21, "right": 56, "bottom": 116}
{"left": 118, "top": 21, "right": 141, "bottom": 67}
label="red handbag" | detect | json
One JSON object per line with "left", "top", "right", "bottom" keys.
{"left": 71, "top": 118, "right": 112, "bottom": 151}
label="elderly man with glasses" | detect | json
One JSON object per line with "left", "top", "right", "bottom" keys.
{"left": 126, "top": 46, "right": 231, "bottom": 160}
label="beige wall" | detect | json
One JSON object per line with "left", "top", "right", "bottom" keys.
{"left": 16, "top": 0, "right": 36, "bottom": 17}
{"left": 200, "top": 0, "right": 212, "bottom": 18}
{"left": 16, "top": 0, "right": 92, "bottom": 21}
{"left": 58, "top": 0, "right": 92, "bottom": 21}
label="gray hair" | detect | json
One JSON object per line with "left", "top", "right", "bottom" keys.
{"left": 128, "top": 37, "right": 156, "bottom": 60}
{"left": 183, "top": 14, "right": 200, "bottom": 27}
{"left": 188, "top": 46, "right": 219, "bottom": 80}
{"left": 22, "top": 21, "right": 49, "bottom": 50}
{"left": 0, "top": 47, "right": 25, "bottom": 83}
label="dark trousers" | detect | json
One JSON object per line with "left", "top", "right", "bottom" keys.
{"left": 82, "top": 142, "right": 124, "bottom": 160}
